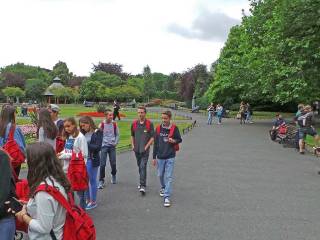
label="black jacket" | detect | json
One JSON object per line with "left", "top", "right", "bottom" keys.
{"left": 0, "top": 150, "right": 15, "bottom": 219}
{"left": 88, "top": 129, "right": 103, "bottom": 167}
{"left": 153, "top": 124, "right": 182, "bottom": 160}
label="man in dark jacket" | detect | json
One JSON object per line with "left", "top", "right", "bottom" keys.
{"left": 153, "top": 111, "right": 182, "bottom": 207}
{"left": 0, "top": 149, "right": 16, "bottom": 239}
{"left": 131, "top": 106, "right": 154, "bottom": 195}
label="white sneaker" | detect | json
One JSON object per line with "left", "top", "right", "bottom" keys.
{"left": 139, "top": 187, "right": 146, "bottom": 195}
{"left": 164, "top": 198, "right": 171, "bottom": 207}
{"left": 159, "top": 188, "right": 165, "bottom": 197}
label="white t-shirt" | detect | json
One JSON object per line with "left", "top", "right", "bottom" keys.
{"left": 27, "top": 177, "right": 67, "bottom": 240}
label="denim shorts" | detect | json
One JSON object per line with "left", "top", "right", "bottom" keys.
{"left": 299, "top": 127, "right": 318, "bottom": 139}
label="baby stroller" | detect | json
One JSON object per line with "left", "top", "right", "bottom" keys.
{"left": 276, "top": 123, "right": 288, "bottom": 144}
{"left": 279, "top": 123, "right": 299, "bottom": 149}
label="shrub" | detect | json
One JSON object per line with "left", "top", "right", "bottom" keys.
{"left": 96, "top": 104, "right": 106, "bottom": 113}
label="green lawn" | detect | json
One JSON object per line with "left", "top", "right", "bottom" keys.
{"left": 229, "top": 111, "right": 295, "bottom": 120}
{"left": 57, "top": 104, "right": 188, "bottom": 120}
{"left": 305, "top": 128, "right": 320, "bottom": 147}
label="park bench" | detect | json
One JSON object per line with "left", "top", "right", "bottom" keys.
{"left": 83, "top": 101, "right": 95, "bottom": 107}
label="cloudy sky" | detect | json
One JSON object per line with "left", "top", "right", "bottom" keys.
{"left": 0, "top": 0, "right": 249, "bottom": 76}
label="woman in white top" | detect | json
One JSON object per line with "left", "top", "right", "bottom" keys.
{"left": 58, "top": 117, "right": 88, "bottom": 210}
{"left": 38, "top": 108, "right": 58, "bottom": 151}
{"left": 11, "top": 142, "right": 70, "bottom": 240}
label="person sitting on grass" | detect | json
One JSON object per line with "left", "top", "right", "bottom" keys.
{"left": 296, "top": 105, "right": 320, "bottom": 154}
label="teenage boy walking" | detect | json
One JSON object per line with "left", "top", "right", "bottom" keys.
{"left": 98, "top": 109, "right": 120, "bottom": 188}
{"left": 131, "top": 106, "right": 154, "bottom": 195}
{"left": 153, "top": 110, "right": 182, "bottom": 207}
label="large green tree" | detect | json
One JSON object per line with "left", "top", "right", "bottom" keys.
{"left": 206, "top": 0, "right": 320, "bottom": 107}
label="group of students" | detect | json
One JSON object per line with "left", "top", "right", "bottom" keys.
{"left": 207, "top": 103, "right": 224, "bottom": 125}
{"left": 0, "top": 103, "right": 182, "bottom": 240}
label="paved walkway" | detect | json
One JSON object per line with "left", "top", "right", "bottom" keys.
{"left": 80, "top": 114, "right": 320, "bottom": 239}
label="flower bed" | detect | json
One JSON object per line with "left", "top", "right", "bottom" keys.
{"left": 18, "top": 124, "right": 37, "bottom": 144}
{"left": 77, "top": 112, "right": 126, "bottom": 118}
{"left": 19, "top": 124, "right": 37, "bottom": 135}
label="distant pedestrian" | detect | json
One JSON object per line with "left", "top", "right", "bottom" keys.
{"left": 113, "top": 100, "right": 121, "bottom": 121}
{"left": 246, "top": 103, "right": 253, "bottom": 124}
{"left": 131, "top": 106, "right": 154, "bottom": 195}
{"left": 98, "top": 109, "right": 120, "bottom": 188}
{"left": 239, "top": 102, "right": 247, "bottom": 124}
{"left": 207, "top": 103, "right": 215, "bottom": 125}
{"left": 153, "top": 110, "right": 182, "bottom": 207}
{"left": 216, "top": 104, "right": 223, "bottom": 124}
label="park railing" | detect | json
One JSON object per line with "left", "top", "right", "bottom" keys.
{"left": 117, "top": 120, "right": 197, "bottom": 153}
{"left": 182, "top": 120, "right": 197, "bottom": 135}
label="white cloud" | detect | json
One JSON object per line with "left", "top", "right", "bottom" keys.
{"left": 0, "top": 0, "right": 249, "bottom": 76}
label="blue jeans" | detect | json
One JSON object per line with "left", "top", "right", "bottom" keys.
{"left": 0, "top": 216, "right": 15, "bottom": 240}
{"left": 76, "top": 191, "right": 86, "bottom": 210}
{"left": 207, "top": 112, "right": 213, "bottom": 125}
{"left": 157, "top": 158, "right": 175, "bottom": 199}
{"left": 246, "top": 112, "right": 251, "bottom": 122}
{"left": 217, "top": 114, "right": 222, "bottom": 124}
{"left": 100, "top": 146, "right": 117, "bottom": 181}
{"left": 86, "top": 159, "right": 99, "bottom": 202}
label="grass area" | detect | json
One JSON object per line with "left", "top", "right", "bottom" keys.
{"left": 229, "top": 111, "right": 295, "bottom": 120}
{"left": 305, "top": 127, "right": 320, "bottom": 147}
{"left": 57, "top": 104, "right": 188, "bottom": 120}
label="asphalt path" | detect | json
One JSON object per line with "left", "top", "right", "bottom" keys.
{"left": 88, "top": 114, "right": 320, "bottom": 240}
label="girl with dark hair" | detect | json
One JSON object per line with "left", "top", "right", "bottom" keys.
{"left": 38, "top": 108, "right": 58, "bottom": 150}
{"left": 79, "top": 116, "right": 103, "bottom": 210}
{"left": 11, "top": 142, "right": 70, "bottom": 240}
{"left": 58, "top": 117, "right": 88, "bottom": 209}
{"left": 0, "top": 105, "right": 26, "bottom": 176}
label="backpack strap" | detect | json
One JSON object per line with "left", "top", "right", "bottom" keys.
{"left": 113, "top": 122, "right": 117, "bottom": 136}
{"left": 8, "top": 124, "right": 15, "bottom": 141}
{"left": 35, "top": 185, "right": 74, "bottom": 214}
{"left": 168, "top": 124, "right": 176, "bottom": 138}
{"left": 100, "top": 121, "right": 104, "bottom": 130}
{"left": 132, "top": 120, "right": 138, "bottom": 132}
{"left": 145, "top": 119, "right": 151, "bottom": 132}
{"left": 156, "top": 125, "right": 161, "bottom": 135}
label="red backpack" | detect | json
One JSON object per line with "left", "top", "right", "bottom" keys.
{"left": 132, "top": 119, "right": 151, "bottom": 132}
{"left": 100, "top": 121, "right": 118, "bottom": 136}
{"left": 35, "top": 185, "right": 96, "bottom": 240}
{"left": 278, "top": 124, "right": 287, "bottom": 135}
{"left": 67, "top": 152, "right": 88, "bottom": 191}
{"left": 156, "top": 124, "right": 180, "bottom": 152}
{"left": 56, "top": 136, "right": 66, "bottom": 153}
{"left": 2, "top": 125, "right": 25, "bottom": 169}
